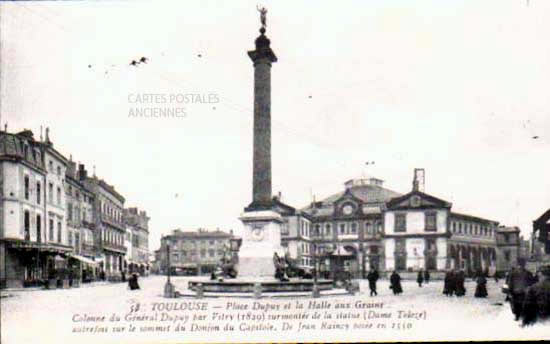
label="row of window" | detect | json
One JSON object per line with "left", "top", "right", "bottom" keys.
{"left": 101, "top": 200, "right": 123, "bottom": 223}
{"left": 67, "top": 202, "right": 90, "bottom": 223}
{"left": 451, "top": 221, "right": 494, "bottom": 237}
{"left": 172, "top": 248, "right": 225, "bottom": 261}
{"left": 394, "top": 212, "right": 437, "bottom": 232}
{"left": 310, "top": 221, "right": 383, "bottom": 237}
{"left": 102, "top": 228, "right": 124, "bottom": 247}
{"left": 67, "top": 185, "right": 93, "bottom": 204}
{"left": 23, "top": 211, "right": 63, "bottom": 244}
{"left": 23, "top": 176, "right": 63, "bottom": 207}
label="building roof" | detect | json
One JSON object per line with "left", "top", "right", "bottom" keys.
{"left": 497, "top": 226, "right": 520, "bottom": 233}
{"left": 450, "top": 212, "right": 499, "bottom": 226}
{"left": 319, "top": 184, "right": 401, "bottom": 206}
{"left": 163, "top": 229, "right": 234, "bottom": 240}
{"left": 0, "top": 131, "right": 45, "bottom": 171}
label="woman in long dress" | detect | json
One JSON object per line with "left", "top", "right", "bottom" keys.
{"left": 390, "top": 270, "right": 403, "bottom": 295}
{"left": 474, "top": 274, "right": 488, "bottom": 298}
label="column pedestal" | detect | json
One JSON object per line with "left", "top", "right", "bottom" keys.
{"left": 238, "top": 210, "right": 284, "bottom": 279}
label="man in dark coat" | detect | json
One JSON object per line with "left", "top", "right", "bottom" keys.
{"left": 424, "top": 269, "right": 430, "bottom": 284}
{"left": 475, "top": 274, "right": 488, "bottom": 298}
{"left": 390, "top": 270, "right": 403, "bottom": 295}
{"left": 128, "top": 273, "right": 140, "bottom": 290}
{"left": 455, "top": 270, "right": 466, "bottom": 297}
{"left": 443, "top": 270, "right": 455, "bottom": 296}
{"left": 367, "top": 269, "right": 379, "bottom": 296}
{"left": 417, "top": 269, "right": 424, "bottom": 287}
{"left": 507, "top": 259, "right": 535, "bottom": 321}
{"left": 521, "top": 265, "right": 550, "bottom": 326}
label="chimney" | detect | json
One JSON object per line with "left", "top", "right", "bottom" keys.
{"left": 412, "top": 168, "right": 425, "bottom": 192}
{"left": 78, "top": 164, "right": 88, "bottom": 181}
{"left": 66, "top": 160, "right": 77, "bottom": 179}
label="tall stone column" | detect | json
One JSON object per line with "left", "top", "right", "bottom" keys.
{"left": 238, "top": 26, "right": 283, "bottom": 279}
{"left": 246, "top": 28, "right": 277, "bottom": 211}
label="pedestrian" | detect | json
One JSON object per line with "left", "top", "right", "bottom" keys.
{"left": 507, "top": 259, "right": 535, "bottom": 321}
{"left": 424, "top": 269, "right": 430, "bottom": 284}
{"left": 417, "top": 269, "right": 424, "bottom": 287}
{"left": 494, "top": 273, "right": 500, "bottom": 284}
{"left": 367, "top": 269, "right": 379, "bottom": 296}
{"left": 443, "top": 269, "right": 455, "bottom": 296}
{"left": 390, "top": 270, "right": 403, "bottom": 295}
{"left": 455, "top": 270, "right": 466, "bottom": 297}
{"left": 521, "top": 264, "right": 550, "bottom": 326}
{"left": 121, "top": 270, "right": 126, "bottom": 283}
{"left": 474, "top": 273, "right": 488, "bottom": 298}
{"left": 128, "top": 273, "right": 140, "bottom": 290}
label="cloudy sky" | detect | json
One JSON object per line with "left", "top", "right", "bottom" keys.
{"left": 2, "top": 0, "right": 549, "bottom": 251}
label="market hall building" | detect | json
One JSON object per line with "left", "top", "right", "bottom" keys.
{"left": 295, "top": 169, "right": 520, "bottom": 278}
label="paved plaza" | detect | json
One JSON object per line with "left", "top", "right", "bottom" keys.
{"left": 1, "top": 275, "right": 548, "bottom": 343}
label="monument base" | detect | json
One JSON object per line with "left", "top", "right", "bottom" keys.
{"left": 237, "top": 209, "right": 284, "bottom": 279}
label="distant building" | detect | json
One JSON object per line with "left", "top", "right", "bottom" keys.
{"left": 300, "top": 176, "right": 401, "bottom": 278}
{"left": 124, "top": 207, "right": 150, "bottom": 275}
{"left": 294, "top": 169, "right": 521, "bottom": 278}
{"left": 82, "top": 171, "right": 126, "bottom": 279}
{"left": 158, "top": 228, "right": 234, "bottom": 275}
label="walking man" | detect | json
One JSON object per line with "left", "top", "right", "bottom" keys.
{"left": 417, "top": 269, "right": 424, "bottom": 287}
{"left": 367, "top": 268, "right": 379, "bottom": 296}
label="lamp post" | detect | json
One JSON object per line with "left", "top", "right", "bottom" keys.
{"left": 163, "top": 242, "right": 175, "bottom": 298}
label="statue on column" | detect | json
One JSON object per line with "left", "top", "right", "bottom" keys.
{"left": 257, "top": 5, "right": 267, "bottom": 29}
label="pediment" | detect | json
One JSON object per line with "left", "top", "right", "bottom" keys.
{"left": 387, "top": 191, "right": 451, "bottom": 211}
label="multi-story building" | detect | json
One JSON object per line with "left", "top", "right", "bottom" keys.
{"left": 300, "top": 177, "right": 400, "bottom": 278}
{"left": 124, "top": 207, "right": 150, "bottom": 275}
{"left": 0, "top": 129, "right": 73, "bottom": 288}
{"left": 83, "top": 172, "right": 126, "bottom": 279}
{"left": 65, "top": 161, "right": 95, "bottom": 257}
{"left": 295, "top": 169, "right": 521, "bottom": 278}
{"left": 158, "top": 228, "right": 234, "bottom": 275}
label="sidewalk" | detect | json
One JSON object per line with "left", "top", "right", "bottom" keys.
{"left": 0, "top": 280, "right": 114, "bottom": 297}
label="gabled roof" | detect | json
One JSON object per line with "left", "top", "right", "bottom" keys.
{"left": 386, "top": 190, "right": 452, "bottom": 210}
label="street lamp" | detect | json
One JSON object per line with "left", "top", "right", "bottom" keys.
{"left": 163, "top": 242, "right": 175, "bottom": 298}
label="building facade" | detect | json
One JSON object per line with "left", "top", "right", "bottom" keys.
{"left": 291, "top": 169, "right": 521, "bottom": 278}
{"left": 83, "top": 176, "right": 126, "bottom": 279}
{"left": 124, "top": 207, "right": 150, "bottom": 275}
{"left": 0, "top": 129, "right": 73, "bottom": 288}
{"left": 158, "top": 229, "right": 234, "bottom": 275}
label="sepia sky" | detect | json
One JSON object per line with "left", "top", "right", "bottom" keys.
{"left": 1, "top": 0, "right": 549, "bottom": 251}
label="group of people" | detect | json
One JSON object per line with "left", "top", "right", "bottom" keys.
{"left": 442, "top": 269, "right": 467, "bottom": 297}
{"left": 505, "top": 261, "right": 550, "bottom": 326}
{"left": 417, "top": 269, "right": 430, "bottom": 287}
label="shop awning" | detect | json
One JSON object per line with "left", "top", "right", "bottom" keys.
{"left": 70, "top": 255, "right": 99, "bottom": 266}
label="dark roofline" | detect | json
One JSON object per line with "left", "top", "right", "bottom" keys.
{"left": 97, "top": 179, "right": 126, "bottom": 203}
{"left": 39, "top": 142, "right": 69, "bottom": 165}
{"left": 163, "top": 229, "right": 233, "bottom": 240}
{"left": 534, "top": 208, "right": 550, "bottom": 226}
{"left": 450, "top": 212, "right": 499, "bottom": 226}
